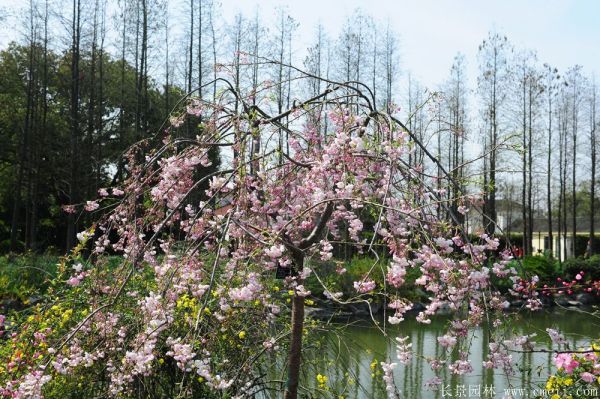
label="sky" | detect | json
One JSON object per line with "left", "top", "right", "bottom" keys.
{"left": 1, "top": 0, "right": 598, "bottom": 89}
{"left": 214, "top": 0, "right": 600, "bottom": 89}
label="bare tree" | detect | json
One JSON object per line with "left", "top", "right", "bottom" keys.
{"left": 382, "top": 20, "right": 399, "bottom": 112}
{"left": 477, "top": 32, "right": 511, "bottom": 235}
{"left": 513, "top": 50, "right": 542, "bottom": 255}
{"left": 543, "top": 64, "right": 560, "bottom": 256}
{"left": 565, "top": 66, "right": 585, "bottom": 255}
{"left": 589, "top": 77, "right": 598, "bottom": 254}
{"left": 446, "top": 53, "right": 468, "bottom": 225}
{"left": 66, "top": 0, "right": 81, "bottom": 251}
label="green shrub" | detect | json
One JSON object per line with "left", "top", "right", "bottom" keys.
{"left": 502, "top": 255, "right": 558, "bottom": 285}
{"left": 305, "top": 256, "right": 424, "bottom": 302}
{"left": 573, "top": 235, "right": 596, "bottom": 257}
{"left": 521, "top": 255, "right": 558, "bottom": 281}
{"left": 0, "top": 253, "right": 59, "bottom": 301}
{"left": 563, "top": 255, "right": 600, "bottom": 280}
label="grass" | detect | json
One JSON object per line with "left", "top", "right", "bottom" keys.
{"left": 0, "top": 253, "right": 60, "bottom": 302}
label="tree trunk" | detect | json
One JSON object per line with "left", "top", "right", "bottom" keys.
{"left": 284, "top": 256, "right": 305, "bottom": 399}
{"left": 522, "top": 72, "right": 528, "bottom": 254}
{"left": 528, "top": 85, "right": 534, "bottom": 255}
{"left": 66, "top": 0, "right": 81, "bottom": 252}
{"left": 590, "top": 84, "right": 597, "bottom": 254}
{"left": 547, "top": 84, "right": 553, "bottom": 256}
{"left": 572, "top": 97, "right": 577, "bottom": 257}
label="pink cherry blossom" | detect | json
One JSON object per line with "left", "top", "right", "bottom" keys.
{"left": 546, "top": 328, "right": 567, "bottom": 345}
{"left": 265, "top": 244, "right": 284, "bottom": 259}
{"left": 581, "top": 371, "right": 595, "bottom": 383}
{"left": 84, "top": 200, "right": 99, "bottom": 212}
{"left": 437, "top": 334, "right": 457, "bottom": 348}
{"left": 67, "top": 276, "right": 82, "bottom": 286}
{"left": 554, "top": 353, "right": 580, "bottom": 374}
{"left": 353, "top": 279, "right": 376, "bottom": 293}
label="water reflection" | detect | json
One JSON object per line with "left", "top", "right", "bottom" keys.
{"left": 266, "top": 308, "right": 597, "bottom": 398}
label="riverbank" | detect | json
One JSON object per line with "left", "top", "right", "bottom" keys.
{"left": 2, "top": 253, "right": 599, "bottom": 317}
{"left": 290, "top": 307, "right": 598, "bottom": 399}
{"left": 304, "top": 292, "right": 600, "bottom": 322}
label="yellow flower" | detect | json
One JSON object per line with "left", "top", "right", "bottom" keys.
{"left": 593, "top": 342, "right": 600, "bottom": 357}
{"left": 564, "top": 378, "right": 573, "bottom": 386}
{"left": 370, "top": 359, "right": 378, "bottom": 371}
{"left": 62, "top": 309, "right": 73, "bottom": 322}
{"left": 551, "top": 395, "right": 560, "bottom": 399}
{"left": 316, "top": 374, "right": 328, "bottom": 386}
{"left": 158, "top": 358, "right": 164, "bottom": 364}
{"left": 238, "top": 331, "right": 246, "bottom": 339}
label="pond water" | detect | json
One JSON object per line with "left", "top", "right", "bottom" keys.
{"left": 261, "top": 308, "right": 598, "bottom": 398}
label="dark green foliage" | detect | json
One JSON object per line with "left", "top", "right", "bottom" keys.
{"left": 492, "top": 254, "right": 559, "bottom": 292}
{"left": 493, "top": 234, "right": 524, "bottom": 251}
{"left": 0, "top": 253, "right": 59, "bottom": 302}
{"left": 573, "top": 235, "right": 596, "bottom": 257}
{"left": 520, "top": 255, "right": 559, "bottom": 281}
{"left": 563, "top": 255, "right": 600, "bottom": 280}
{"left": 305, "top": 256, "right": 423, "bottom": 302}
{"left": 0, "top": 43, "right": 217, "bottom": 253}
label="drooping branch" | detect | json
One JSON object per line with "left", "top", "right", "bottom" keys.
{"left": 298, "top": 201, "right": 334, "bottom": 250}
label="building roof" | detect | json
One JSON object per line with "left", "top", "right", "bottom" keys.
{"left": 496, "top": 199, "right": 523, "bottom": 212}
{"left": 508, "top": 217, "right": 600, "bottom": 233}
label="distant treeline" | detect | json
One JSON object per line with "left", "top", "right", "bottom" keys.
{"left": 1, "top": 1, "right": 599, "bottom": 258}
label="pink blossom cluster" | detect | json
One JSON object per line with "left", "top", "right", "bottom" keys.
{"left": 554, "top": 353, "right": 580, "bottom": 374}
{"left": 395, "top": 336, "right": 412, "bottom": 364}
{"left": 387, "top": 256, "right": 408, "bottom": 288}
{"left": 353, "top": 279, "right": 376, "bottom": 294}
{"left": 166, "top": 337, "right": 196, "bottom": 371}
{"left": 151, "top": 151, "right": 211, "bottom": 210}
{"left": 380, "top": 362, "right": 399, "bottom": 398}
{"left": 483, "top": 342, "right": 514, "bottom": 374}
{"left": 387, "top": 299, "right": 413, "bottom": 324}
{"left": 229, "top": 273, "right": 263, "bottom": 302}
